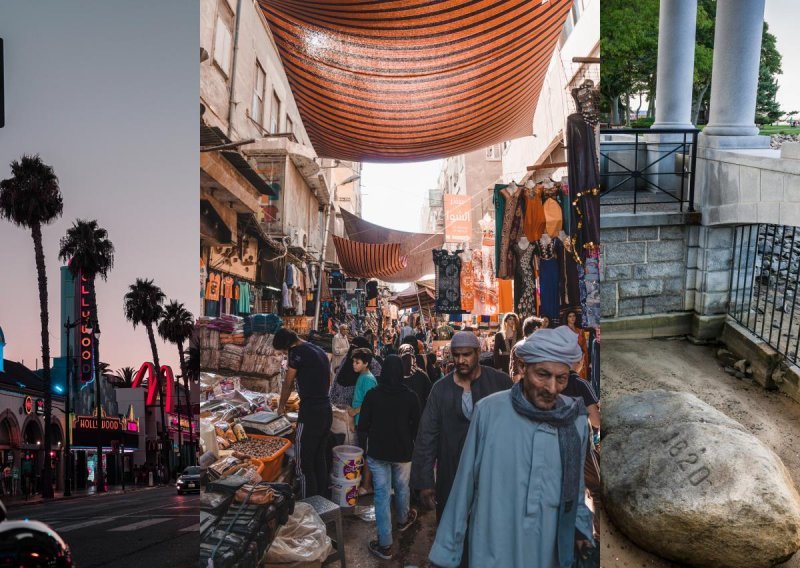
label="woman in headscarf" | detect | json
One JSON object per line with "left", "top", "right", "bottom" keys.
{"left": 426, "top": 353, "right": 442, "bottom": 383}
{"left": 399, "top": 344, "right": 432, "bottom": 411}
{"left": 564, "top": 309, "right": 590, "bottom": 380}
{"left": 330, "top": 336, "right": 382, "bottom": 407}
{"left": 493, "top": 312, "right": 522, "bottom": 373}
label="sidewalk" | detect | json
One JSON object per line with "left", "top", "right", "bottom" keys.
{"left": 2, "top": 482, "right": 167, "bottom": 508}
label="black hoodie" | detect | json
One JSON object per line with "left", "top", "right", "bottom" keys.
{"left": 358, "top": 355, "right": 421, "bottom": 462}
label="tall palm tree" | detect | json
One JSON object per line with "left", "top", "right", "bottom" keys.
{"left": 185, "top": 328, "right": 200, "bottom": 466}
{"left": 59, "top": 219, "right": 114, "bottom": 493}
{"left": 116, "top": 367, "right": 136, "bottom": 389}
{"left": 124, "top": 279, "right": 168, "bottom": 478}
{"left": 0, "top": 155, "right": 63, "bottom": 499}
{"left": 158, "top": 301, "right": 194, "bottom": 469}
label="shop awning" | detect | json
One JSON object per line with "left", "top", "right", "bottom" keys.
{"left": 389, "top": 280, "right": 436, "bottom": 310}
{"left": 259, "top": 0, "right": 573, "bottom": 162}
{"left": 332, "top": 235, "right": 408, "bottom": 279}
{"left": 340, "top": 208, "right": 442, "bottom": 283}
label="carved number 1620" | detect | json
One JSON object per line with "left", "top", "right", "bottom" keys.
{"left": 662, "top": 431, "right": 712, "bottom": 487}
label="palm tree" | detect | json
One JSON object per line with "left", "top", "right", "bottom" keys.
{"left": 158, "top": 301, "right": 195, "bottom": 468}
{"left": 124, "top": 279, "right": 168, "bottom": 478}
{"left": 0, "top": 155, "right": 64, "bottom": 499}
{"left": 116, "top": 366, "right": 136, "bottom": 388}
{"left": 59, "top": 219, "right": 114, "bottom": 493}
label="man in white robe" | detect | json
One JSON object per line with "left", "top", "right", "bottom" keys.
{"left": 429, "top": 326, "right": 595, "bottom": 568}
{"left": 331, "top": 324, "right": 349, "bottom": 378}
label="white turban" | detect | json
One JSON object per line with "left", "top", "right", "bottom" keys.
{"left": 516, "top": 326, "right": 583, "bottom": 365}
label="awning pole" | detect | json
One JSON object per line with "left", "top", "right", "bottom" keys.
{"left": 415, "top": 282, "right": 426, "bottom": 331}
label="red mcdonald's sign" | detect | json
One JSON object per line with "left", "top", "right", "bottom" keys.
{"left": 132, "top": 362, "right": 175, "bottom": 414}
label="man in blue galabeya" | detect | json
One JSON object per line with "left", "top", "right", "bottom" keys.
{"left": 429, "top": 326, "right": 596, "bottom": 567}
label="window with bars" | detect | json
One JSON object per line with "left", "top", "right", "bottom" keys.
{"left": 486, "top": 145, "right": 502, "bottom": 161}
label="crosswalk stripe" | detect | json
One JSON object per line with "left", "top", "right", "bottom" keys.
{"left": 180, "top": 523, "right": 200, "bottom": 533}
{"left": 109, "top": 518, "right": 171, "bottom": 532}
{"left": 56, "top": 517, "right": 117, "bottom": 533}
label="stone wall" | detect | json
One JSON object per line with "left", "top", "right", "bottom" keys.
{"left": 601, "top": 215, "right": 690, "bottom": 319}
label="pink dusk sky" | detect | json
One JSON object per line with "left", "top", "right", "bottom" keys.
{"left": 0, "top": 1, "right": 198, "bottom": 372}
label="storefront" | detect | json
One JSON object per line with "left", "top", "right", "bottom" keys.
{"left": 70, "top": 412, "right": 140, "bottom": 488}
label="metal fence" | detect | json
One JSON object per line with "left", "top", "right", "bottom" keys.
{"left": 729, "top": 224, "right": 800, "bottom": 365}
{"left": 599, "top": 127, "right": 698, "bottom": 213}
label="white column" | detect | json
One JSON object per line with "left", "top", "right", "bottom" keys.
{"left": 703, "top": 0, "right": 766, "bottom": 137}
{"left": 652, "top": 0, "right": 697, "bottom": 129}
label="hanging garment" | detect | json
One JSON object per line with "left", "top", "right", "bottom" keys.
{"left": 432, "top": 249, "right": 462, "bottom": 314}
{"left": 460, "top": 259, "right": 475, "bottom": 312}
{"left": 567, "top": 112, "right": 600, "bottom": 256}
{"left": 558, "top": 182, "right": 572, "bottom": 236}
{"left": 538, "top": 241, "right": 560, "bottom": 322}
{"left": 222, "top": 276, "right": 235, "bottom": 299}
{"left": 200, "top": 258, "right": 208, "bottom": 300}
{"left": 497, "top": 184, "right": 524, "bottom": 279}
{"left": 497, "top": 278, "right": 514, "bottom": 314}
{"left": 204, "top": 272, "right": 221, "bottom": 301}
{"left": 238, "top": 282, "right": 251, "bottom": 314}
{"left": 543, "top": 197, "right": 563, "bottom": 237}
{"left": 560, "top": 238, "right": 581, "bottom": 313}
{"left": 582, "top": 254, "right": 601, "bottom": 329}
{"left": 522, "top": 185, "right": 546, "bottom": 243}
{"left": 286, "top": 264, "right": 295, "bottom": 288}
{"left": 512, "top": 242, "right": 537, "bottom": 319}
{"left": 282, "top": 282, "right": 293, "bottom": 309}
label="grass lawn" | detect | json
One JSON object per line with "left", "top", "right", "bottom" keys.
{"left": 759, "top": 125, "right": 800, "bottom": 135}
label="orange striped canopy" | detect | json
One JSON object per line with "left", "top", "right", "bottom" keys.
{"left": 259, "top": 0, "right": 573, "bottom": 162}
{"left": 332, "top": 235, "right": 408, "bottom": 278}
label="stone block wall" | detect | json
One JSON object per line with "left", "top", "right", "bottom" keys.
{"left": 600, "top": 222, "right": 690, "bottom": 319}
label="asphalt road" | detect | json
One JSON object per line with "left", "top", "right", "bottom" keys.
{"left": 6, "top": 486, "right": 199, "bottom": 567}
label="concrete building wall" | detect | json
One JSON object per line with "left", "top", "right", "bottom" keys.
{"left": 114, "top": 388, "right": 146, "bottom": 466}
{"left": 200, "top": 0, "right": 310, "bottom": 146}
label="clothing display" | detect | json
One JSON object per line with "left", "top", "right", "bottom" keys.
{"left": 567, "top": 109, "right": 600, "bottom": 256}
{"left": 497, "top": 183, "right": 524, "bottom": 279}
{"left": 432, "top": 249, "right": 463, "bottom": 314}
{"left": 538, "top": 239, "right": 561, "bottom": 322}
{"left": 460, "top": 258, "right": 474, "bottom": 312}
{"left": 512, "top": 241, "right": 537, "bottom": 319}
{"left": 522, "top": 183, "right": 546, "bottom": 243}
{"left": 582, "top": 254, "right": 601, "bottom": 329}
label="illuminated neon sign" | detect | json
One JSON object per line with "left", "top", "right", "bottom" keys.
{"left": 76, "top": 272, "right": 96, "bottom": 383}
{"left": 24, "top": 396, "right": 32, "bottom": 415}
{"left": 132, "top": 362, "right": 175, "bottom": 414}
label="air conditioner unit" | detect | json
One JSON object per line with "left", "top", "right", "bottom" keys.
{"left": 290, "top": 228, "right": 307, "bottom": 249}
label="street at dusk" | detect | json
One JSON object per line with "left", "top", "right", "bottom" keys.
{"left": 5, "top": 486, "right": 198, "bottom": 567}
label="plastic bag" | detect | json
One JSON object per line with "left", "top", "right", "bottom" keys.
{"left": 263, "top": 502, "right": 332, "bottom": 566}
{"left": 330, "top": 406, "right": 355, "bottom": 446}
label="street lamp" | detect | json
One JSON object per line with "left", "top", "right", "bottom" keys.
{"left": 63, "top": 318, "right": 79, "bottom": 497}
{"left": 313, "top": 174, "right": 361, "bottom": 330}
{"left": 91, "top": 323, "right": 105, "bottom": 493}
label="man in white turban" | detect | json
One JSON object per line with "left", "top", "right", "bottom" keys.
{"left": 429, "top": 326, "right": 595, "bottom": 568}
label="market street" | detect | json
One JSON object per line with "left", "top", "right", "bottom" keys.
{"left": 5, "top": 486, "right": 199, "bottom": 567}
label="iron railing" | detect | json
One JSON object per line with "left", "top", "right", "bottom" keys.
{"left": 599, "top": 127, "right": 699, "bottom": 213}
{"left": 729, "top": 224, "right": 800, "bottom": 365}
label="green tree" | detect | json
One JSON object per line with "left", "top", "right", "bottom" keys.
{"left": 157, "top": 301, "right": 195, "bottom": 468}
{"left": 757, "top": 22, "right": 783, "bottom": 125}
{"left": 59, "top": 219, "right": 115, "bottom": 493}
{"left": 116, "top": 366, "right": 137, "bottom": 388}
{"left": 124, "top": 279, "right": 169, "bottom": 478}
{"left": 0, "top": 155, "right": 63, "bottom": 499}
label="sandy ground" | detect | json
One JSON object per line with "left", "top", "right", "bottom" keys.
{"left": 600, "top": 338, "right": 800, "bottom": 568}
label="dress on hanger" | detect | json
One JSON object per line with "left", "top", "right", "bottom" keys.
{"left": 522, "top": 185, "right": 546, "bottom": 243}
{"left": 512, "top": 241, "right": 537, "bottom": 319}
{"left": 567, "top": 109, "right": 600, "bottom": 256}
{"left": 460, "top": 258, "right": 475, "bottom": 312}
{"left": 538, "top": 240, "right": 560, "bottom": 322}
{"left": 497, "top": 184, "right": 524, "bottom": 279}
{"left": 543, "top": 197, "right": 563, "bottom": 237}
{"left": 433, "top": 249, "right": 463, "bottom": 313}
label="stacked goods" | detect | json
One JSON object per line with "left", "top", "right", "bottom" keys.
{"left": 283, "top": 393, "right": 300, "bottom": 414}
{"left": 244, "top": 314, "right": 283, "bottom": 335}
{"left": 200, "top": 480, "right": 294, "bottom": 568}
{"left": 240, "top": 334, "right": 283, "bottom": 377}
{"left": 219, "top": 344, "right": 244, "bottom": 371}
{"left": 330, "top": 445, "right": 364, "bottom": 507}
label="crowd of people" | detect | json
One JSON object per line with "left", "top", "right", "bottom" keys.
{"left": 272, "top": 309, "right": 600, "bottom": 567}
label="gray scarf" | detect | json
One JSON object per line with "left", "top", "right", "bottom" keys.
{"left": 510, "top": 382, "right": 585, "bottom": 515}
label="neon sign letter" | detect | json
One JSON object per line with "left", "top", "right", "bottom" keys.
{"left": 132, "top": 362, "right": 175, "bottom": 414}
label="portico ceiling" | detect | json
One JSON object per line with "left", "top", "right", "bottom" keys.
{"left": 258, "top": 0, "right": 572, "bottom": 162}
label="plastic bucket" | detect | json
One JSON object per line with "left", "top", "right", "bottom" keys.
{"left": 331, "top": 445, "right": 363, "bottom": 480}
{"left": 330, "top": 475, "right": 360, "bottom": 508}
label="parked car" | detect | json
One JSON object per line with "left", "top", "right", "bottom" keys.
{"left": 0, "top": 501, "right": 73, "bottom": 567}
{"left": 176, "top": 466, "right": 202, "bottom": 495}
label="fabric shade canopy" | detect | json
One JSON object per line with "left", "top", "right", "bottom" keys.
{"left": 389, "top": 280, "right": 436, "bottom": 310}
{"left": 340, "top": 208, "right": 442, "bottom": 283}
{"left": 258, "top": 0, "right": 573, "bottom": 162}
{"left": 332, "top": 235, "right": 408, "bottom": 278}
